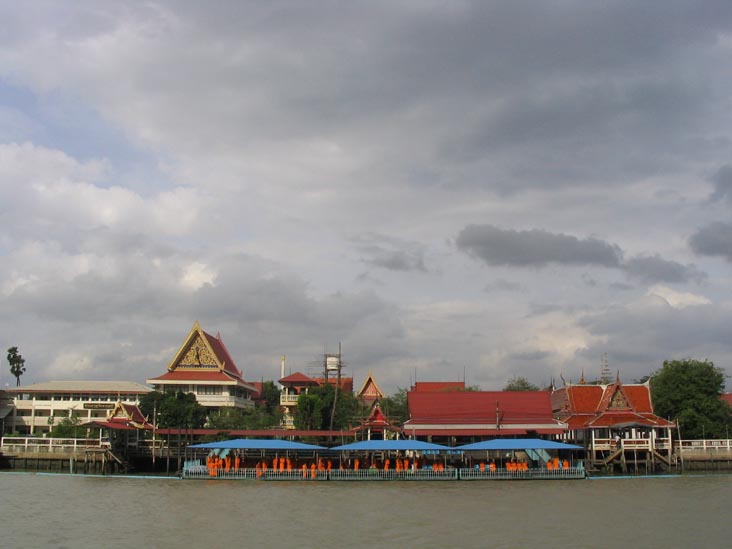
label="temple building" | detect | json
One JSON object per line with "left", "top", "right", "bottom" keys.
{"left": 550, "top": 374, "right": 675, "bottom": 473}
{"left": 403, "top": 387, "right": 567, "bottom": 445}
{"left": 352, "top": 403, "right": 400, "bottom": 440}
{"left": 355, "top": 372, "right": 384, "bottom": 408}
{"left": 146, "top": 321, "right": 257, "bottom": 412}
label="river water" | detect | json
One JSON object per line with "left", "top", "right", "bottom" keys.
{"left": 2, "top": 473, "right": 730, "bottom": 548}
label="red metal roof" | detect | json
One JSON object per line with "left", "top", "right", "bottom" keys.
{"left": 148, "top": 370, "right": 243, "bottom": 383}
{"left": 87, "top": 420, "right": 137, "bottom": 431}
{"left": 403, "top": 390, "right": 565, "bottom": 436}
{"left": 279, "top": 372, "right": 318, "bottom": 385}
{"left": 203, "top": 329, "right": 242, "bottom": 377}
{"left": 722, "top": 393, "right": 732, "bottom": 406}
{"left": 117, "top": 403, "right": 147, "bottom": 424}
{"left": 411, "top": 381, "right": 466, "bottom": 392}
{"left": 406, "top": 428, "right": 529, "bottom": 436}
{"left": 314, "top": 377, "right": 354, "bottom": 393}
{"left": 407, "top": 390, "right": 557, "bottom": 423}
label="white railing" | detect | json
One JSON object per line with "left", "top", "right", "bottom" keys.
{"left": 195, "top": 394, "right": 254, "bottom": 407}
{"left": 1, "top": 437, "right": 109, "bottom": 453}
{"left": 593, "top": 438, "right": 670, "bottom": 451}
{"left": 280, "top": 394, "right": 299, "bottom": 404}
{"left": 459, "top": 467, "right": 585, "bottom": 480}
{"left": 180, "top": 465, "right": 583, "bottom": 481}
{"left": 677, "top": 439, "right": 732, "bottom": 455}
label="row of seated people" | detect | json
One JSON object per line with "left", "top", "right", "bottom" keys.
{"left": 476, "top": 460, "right": 529, "bottom": 472}
{"left": 204, "top": 455, "right": 451, "bottom": 476}
{"left": 473, "top": 458, "right": 572, "bottom": 472}
{"left": 546, "top": 458, "right": 571, "bottom": 470}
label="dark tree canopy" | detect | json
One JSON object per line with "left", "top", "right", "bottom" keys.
{"left": 379, "top": 387, "right": 409, "bottom": 425}
{"left": 293, "top": 384, "right": 364, "bottom": 431}
{"left": 139, "top": 390, "right": 207, "bottom": 429}
{"left": 207, "top": 406, "right": 280, "bottom": 430}
{"left": 258, "top": 380, "right": 282, "bottom": 415}
{"left": 50, "top": 415, "right": 87, "bottom": 438}
{"left": 7, "top": 346, "right": 26, "bottom": 387}
{"left": 503, "top": 376, "right": 540, "bottom": 391}
{"left": 652, "top": 359, "right": 732, "bottom": 439}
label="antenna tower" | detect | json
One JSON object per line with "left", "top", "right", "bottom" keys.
{"left": 600, "top": 353, "right": 611, "bottom": 385}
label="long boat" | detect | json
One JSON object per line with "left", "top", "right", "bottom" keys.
{"left": 181, "top": 438, "right": 586, "bottom": 480}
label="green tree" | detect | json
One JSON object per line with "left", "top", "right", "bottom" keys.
{"left": 293, "top": 392, "right": 324, "bottom": 430}
{"left": 51, "top": 416, "right": 87, "bottom": 438}
{"left": 652, "top": 359, "right": 732, "bottom": 439}
{"left": 149, "top": 392, "right": 207, "bottom": 429}
{"left": 292, "top": 384, "right": 364, "bottom": 431}
{"left": 380, "top": 387, "right": 409, "bottom": 424}
{"left": 139, "top": 390, "right": 167, "bottom": 424}
{"left": 207, "top": 404, "right": 281, "bottom": 430}
{"left": 259, "top": 380, "right": 281, "bottom": 415}
{"left": 7, "top": 346, "right": 26, "bottom": 387}
{"left": 503, "top": 376, "right": 540, "bottom": 391}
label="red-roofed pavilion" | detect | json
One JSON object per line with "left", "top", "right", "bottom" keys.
{"left": 550, "top": 375, "right": 675, "bottom": 473}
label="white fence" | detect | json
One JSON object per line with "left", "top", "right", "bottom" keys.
{"left": 676, "top": 439, "right": 732, "bottom": 455}
{"left": 1, "top": 436, "right": 109, "bottom": 454}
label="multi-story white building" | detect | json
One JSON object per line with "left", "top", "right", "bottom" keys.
{"left": 4, "top": 381, "right": 151, "bottom": 435}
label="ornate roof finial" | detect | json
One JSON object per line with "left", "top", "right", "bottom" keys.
{"left": 580, "top": 368, "right": 586, "bottom": 385}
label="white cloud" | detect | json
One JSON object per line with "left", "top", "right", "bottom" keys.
{"left": 646, "top": 285, "right": 711, "bottom": 309}
{"left": 180, "top": 262, "right": 216, "bottom": 291}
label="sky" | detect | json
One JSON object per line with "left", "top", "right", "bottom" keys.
{"left": 2, "top": 1, "right": 732, "bottom": 393}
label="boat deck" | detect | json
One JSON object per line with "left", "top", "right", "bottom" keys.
{"left": 181, "top": 465, "right": 586, "bottom": 481}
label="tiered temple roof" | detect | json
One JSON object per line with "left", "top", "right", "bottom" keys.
{"left": 147, "top": 321, "right": 256, "bottom": 392}
{"left": 550, "top": 376, "right": 674, "bottom": 430}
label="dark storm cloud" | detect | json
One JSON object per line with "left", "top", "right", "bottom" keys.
{"left": 456, "top": 224, "right": 622, "bottom": 268}
{"left": 352, "top": 235, "right": 427, "bottom": 273}
{"left": 689, "top": 222, "right": 732, "bottom": 261}
{"left": 457, "top": 225, "right": 707, "bottom": 285}
{"left": 622, "top": 255, "right": 706, "bottom": 284}
{"left": 710, "top": 164, "right": 732, "bottom": 202}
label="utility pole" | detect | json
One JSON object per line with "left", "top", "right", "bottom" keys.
{"left": 328, "top": 343, "right": 343, "bottom": 432}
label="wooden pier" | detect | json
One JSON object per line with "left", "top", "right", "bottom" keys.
{"left": 0, "top": 436, "right": 129, "bottom": 474}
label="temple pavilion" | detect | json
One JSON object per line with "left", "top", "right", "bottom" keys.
{"left": 550, "top": 374, "right": 675, "bottom": 473}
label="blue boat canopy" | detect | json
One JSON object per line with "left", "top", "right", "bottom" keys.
{"left": 189, "top": 439, "right": 326, "bottom": 450}
{"left": 330, "top": 439, "right": 450, "bottom": 452}
{"left": 454, "top": 438, "right": 582, "bottom": 451}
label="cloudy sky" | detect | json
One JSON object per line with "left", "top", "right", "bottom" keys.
{"left": 2, "top": 1, "right": 732, "bottom": 393}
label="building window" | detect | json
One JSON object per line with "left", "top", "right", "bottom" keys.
{"left": 198, "top": 386, "right": 222, "bottom": 396}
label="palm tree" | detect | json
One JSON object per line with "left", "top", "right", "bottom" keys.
{"left": 7, "top": 346, "right": 26, "bottom": 387}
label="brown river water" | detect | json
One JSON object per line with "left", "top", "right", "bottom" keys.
{"left": 2, "top": 472, "right": 730, "bottom": 548}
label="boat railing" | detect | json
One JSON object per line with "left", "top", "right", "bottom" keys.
{"left": 328, "top": 468, "right": 457, "bottom": 481}
{"left": 458, "top": 467, "right": 585, "bottom": 480}
{"left": 180, "top": 463, "right": 584, "bottom": 481}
